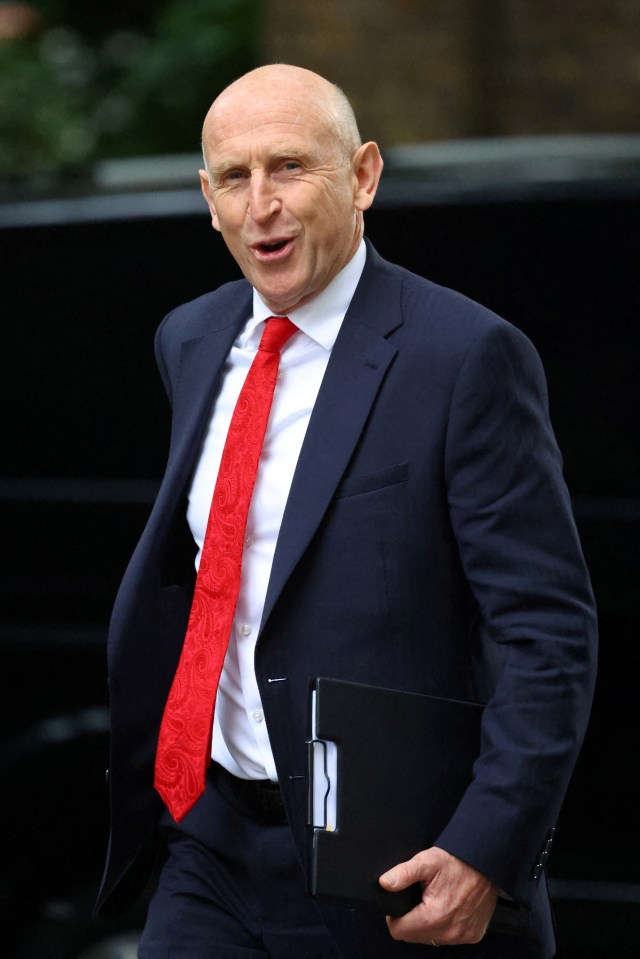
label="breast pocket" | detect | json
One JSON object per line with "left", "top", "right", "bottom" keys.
{"left": 337, "top": 462, "right": 408, "bottom": 499}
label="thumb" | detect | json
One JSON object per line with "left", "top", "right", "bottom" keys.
{"left": 379, "top": 850, "right": 436, "bottom": 892}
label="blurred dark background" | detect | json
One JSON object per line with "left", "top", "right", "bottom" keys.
{"left": 1, "top": 1, "right": 639, "bottom": 957}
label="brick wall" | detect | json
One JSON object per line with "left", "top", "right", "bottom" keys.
{"left": 262, "top": 0, "right": 640, "bottom": 146}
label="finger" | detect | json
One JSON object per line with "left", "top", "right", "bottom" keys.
{"left": 386, "top": 905, "right": 442, "bottom": 945}
{"left": 379, "top": 850, "right": 436, "bottom": 892}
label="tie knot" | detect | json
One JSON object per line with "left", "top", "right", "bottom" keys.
{"left": 259, "top": 316, "right": 298, "bottom": 354}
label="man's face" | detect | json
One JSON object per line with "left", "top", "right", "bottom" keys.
{"left": 200, "top": 81, "right": 365, "bottom": 315}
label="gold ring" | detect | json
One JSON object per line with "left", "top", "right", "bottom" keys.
{"left": 431, "top": 942, "right": 440, "bottom": 948}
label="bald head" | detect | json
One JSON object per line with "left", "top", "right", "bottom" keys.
{"left": 202, "top": 65, "right": 362, "bottom": 169}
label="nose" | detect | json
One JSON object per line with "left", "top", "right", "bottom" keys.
{"left": 247, "top": 172, "right": 280, "bottom": 223}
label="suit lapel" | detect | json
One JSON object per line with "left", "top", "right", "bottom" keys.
{"left": 164, "top": 290, "right": 252, "bottom": 499}
{"left": 262, "top": 248, "right": 404, "bottom": 628}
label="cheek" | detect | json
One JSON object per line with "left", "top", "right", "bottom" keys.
{"left": 294, "top": 182, "right": 342, "bottom": 227}
{"left": 212, "top": 196, "right": 245, "bottom": 233}
{"left": 316, "top": 188, "right": 356, "bottom": 234}
{"left": 220, "top": 221, "right": 249, "bottom": 257}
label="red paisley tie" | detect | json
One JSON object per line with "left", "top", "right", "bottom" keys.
{"left": 154, "top": 316, "right": 298, "bottom": 822}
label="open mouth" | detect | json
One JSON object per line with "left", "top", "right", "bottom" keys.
{"left": 252, "top": 238, "right": 293, "bottom": 260}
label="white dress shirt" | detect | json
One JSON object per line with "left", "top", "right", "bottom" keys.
{"left": 186, "top": 240, "right": 366, "bottom": 781}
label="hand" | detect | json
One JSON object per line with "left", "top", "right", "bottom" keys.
{"left": 379, "top": 846, "right": 499, "bottom": 946}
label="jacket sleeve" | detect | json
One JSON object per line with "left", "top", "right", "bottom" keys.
{"left": 435, "top": 320, "right": 597, "bottom": 907}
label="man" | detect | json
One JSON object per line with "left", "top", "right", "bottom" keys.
{"left": 96, "top": 65, "right": 597, "bottom": 958}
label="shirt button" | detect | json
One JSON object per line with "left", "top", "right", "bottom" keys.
{"left": 244, "top": 535, "right": 253, "bottom": 548}
{"left": 277, "top": 371, "right": 284, "bottom": 382}
{"left": 240, "top": 624, "right": 252, "bottom": 637}
{"left": 252, "top": 710, "right": 264, "bottom": 723}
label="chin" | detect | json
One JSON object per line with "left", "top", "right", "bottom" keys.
{"left": 259, "top": 284, "right": 306, "bottom": 315}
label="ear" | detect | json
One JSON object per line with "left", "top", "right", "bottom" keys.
{"left": 352, "top": 142, "right": 384, "bottom": 213}
{"left": 199, "top": 169, "right": 221, "bottom": 232}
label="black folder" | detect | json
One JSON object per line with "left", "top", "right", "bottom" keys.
{"left": 307, "top": 677, "right": 484, "bottom": 916}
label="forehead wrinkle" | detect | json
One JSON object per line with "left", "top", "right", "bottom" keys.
{"left": 210, "top": 119, "right": 332, "bottom": 154}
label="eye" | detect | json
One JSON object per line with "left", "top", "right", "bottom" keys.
{"left": 281, "top": 160, "right": 302, "bottom": 172}
{"left": 220, "top": 169, "right": 247, "bottom": 185}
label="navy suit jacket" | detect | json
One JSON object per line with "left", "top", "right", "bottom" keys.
{"left": 97, "top": 242, "right": 596, "bottom": 956}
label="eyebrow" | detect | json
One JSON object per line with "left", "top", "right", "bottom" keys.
{"left": 269, "top": 146, "right": 322, "bottom": 165}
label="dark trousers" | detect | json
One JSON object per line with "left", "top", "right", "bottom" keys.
{"left": 138, "top": 763, "right": 341, "bottom": 958}
{"left": 139, "top": 763, "right": 550, "bottom": 958}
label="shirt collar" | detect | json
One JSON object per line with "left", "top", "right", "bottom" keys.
{"left": 243, "top": 239, "right": 367, "bottom": 351}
